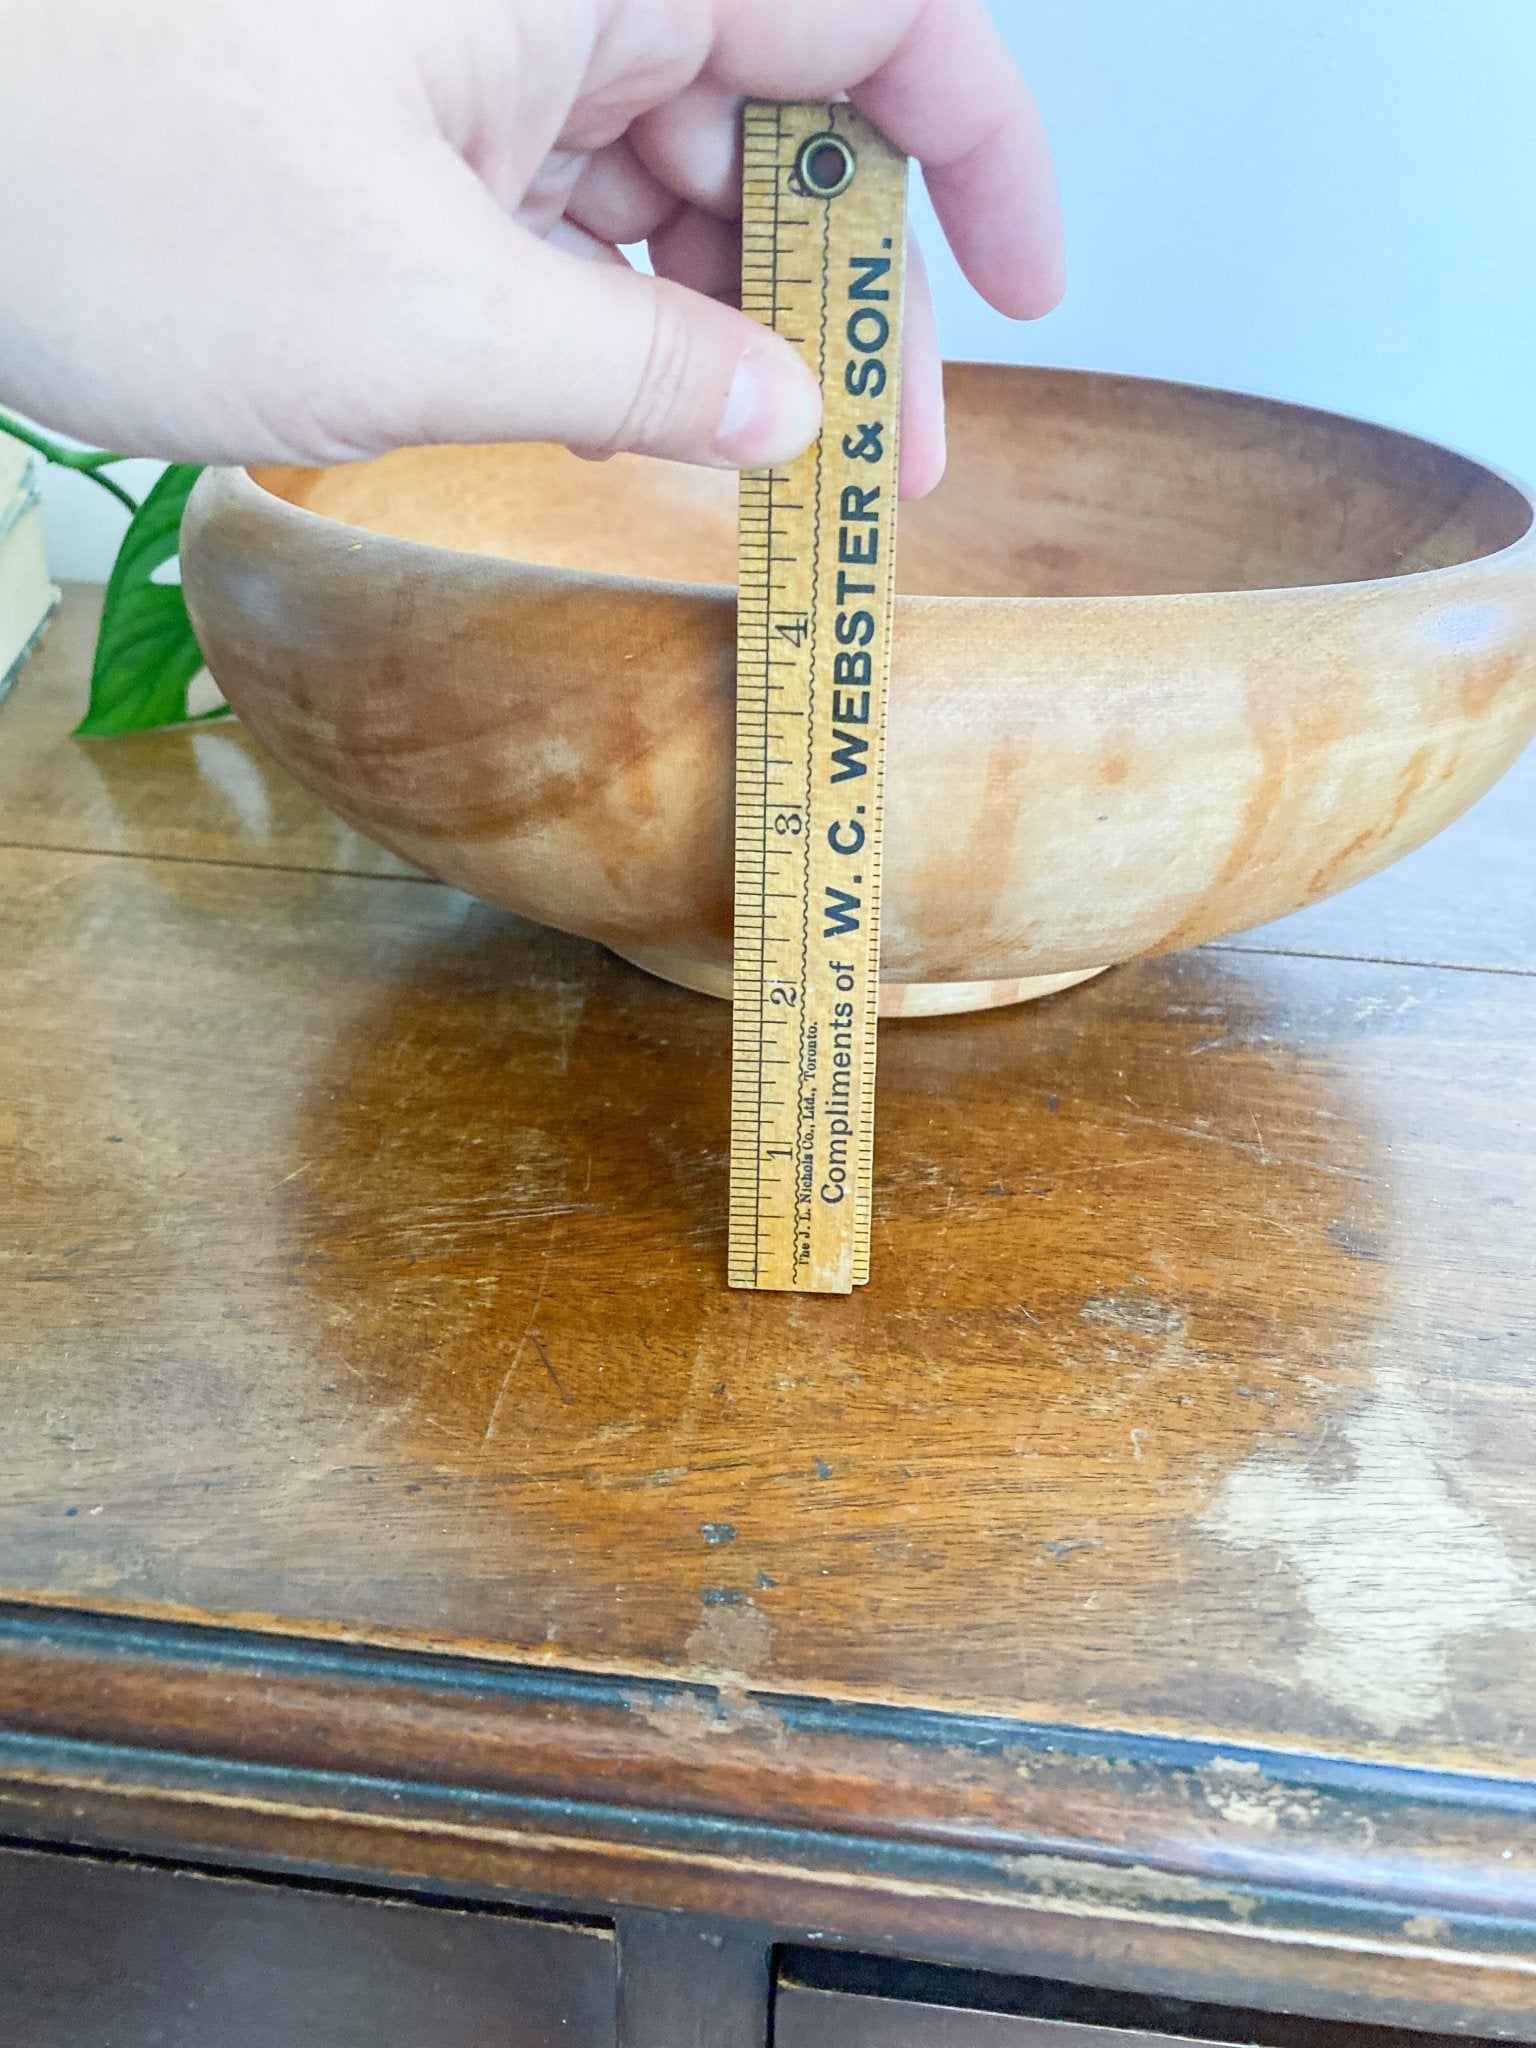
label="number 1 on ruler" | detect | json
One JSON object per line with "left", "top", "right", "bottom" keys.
{"left": 728, "top": 102, "right": 907, "bottom": 1293}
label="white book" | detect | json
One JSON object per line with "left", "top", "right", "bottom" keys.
{"left": 0, "top": 455, "right": 41, "bottom": 549}
{"left": 0, "top": 429, "right": 34, "bottom": 514}
{"left": 0, "top": 503, "right": 60, "bottom": 705}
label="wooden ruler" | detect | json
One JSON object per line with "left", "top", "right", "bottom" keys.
{"left": 729, "top": 102, "right": 907, "bottom": 1294}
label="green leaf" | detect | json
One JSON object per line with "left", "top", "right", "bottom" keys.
{"left": 75, "top": 463, "right": 225, "bottom": 735}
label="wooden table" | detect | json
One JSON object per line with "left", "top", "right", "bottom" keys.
{"left": 2, "top": 587, "right": 1534, "bottom": 2046}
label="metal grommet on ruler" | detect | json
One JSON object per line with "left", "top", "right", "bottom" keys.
{"left": 793, "top": 131, "right": 857, "bottom": 200}
{"left": 729, "top": 101, "right": 908, "bottom": 1295}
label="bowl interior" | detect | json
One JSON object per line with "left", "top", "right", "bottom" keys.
{"left": 252, "top": 364, "right": 1531, "bottom": 600}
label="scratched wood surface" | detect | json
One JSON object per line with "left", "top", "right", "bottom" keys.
{"left": 1, "top": 587, "right": 1534, "bottom": 1777}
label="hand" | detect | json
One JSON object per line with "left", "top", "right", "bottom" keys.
{"left": 0, "top": 0, "right": 1062, "bottom": 495}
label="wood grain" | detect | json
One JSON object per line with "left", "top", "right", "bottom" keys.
{"left": 0, "top": 822, "right": 1533, "bottom": 1766}
{"left": 1226, "top": 731, "right": 1536, "bottom": 972}
{"left": 181, "top": 364, "right": 1536, "bottom": 1005}
{"left": 2, "top": 589, "right": 1535, "bottom": 2036}
{"left": 4, "top": 589, "right": 1531, "bottom": 980}
{"left": 0, "top": 584, "right": 419, "bottom": 879}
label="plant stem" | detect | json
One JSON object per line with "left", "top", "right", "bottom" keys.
{"left": 0, "top": 410, "right": 140, "bottom": 515}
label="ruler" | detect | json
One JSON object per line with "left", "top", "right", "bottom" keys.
{"left": 729, "top": 102, "right": 907, "bottom": 1294}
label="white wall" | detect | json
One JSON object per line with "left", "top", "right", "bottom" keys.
{"left": 32, "top": 0, "right": 1536, "bottom": 578}
{"left": 923, "top": 0, "right": 1536, "bottom": 478}
{"left": 36, "top": 455, "right": 167, "bottom": 583}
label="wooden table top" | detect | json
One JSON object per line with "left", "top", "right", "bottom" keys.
{"left": 3, "top": 586, "right": 1534, "bottom": 1774}
{"left": 6, "top": 584, "right": 1536, "bottom": 2046}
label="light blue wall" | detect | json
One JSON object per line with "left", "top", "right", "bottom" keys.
{"left": 34, "top": 0, "right": 1536, "bottom": 576}
{"left": 922, "top": 0, "right": 1536, "bottom": 479}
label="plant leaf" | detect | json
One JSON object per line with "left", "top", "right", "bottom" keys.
{"left": 75, "top": 464, "right": 224, "bottom": 735}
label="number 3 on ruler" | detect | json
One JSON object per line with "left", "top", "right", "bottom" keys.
{"left": 728, "top": 102, "right": 907, "bottom": 1295}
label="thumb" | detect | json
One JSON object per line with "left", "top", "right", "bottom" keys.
{"left": 410, "top": 212, "right": 823, "bottom": 470}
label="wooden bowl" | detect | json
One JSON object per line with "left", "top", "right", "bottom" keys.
{"left": 181, "top": 364, "right": 1536, "bottom": 1016}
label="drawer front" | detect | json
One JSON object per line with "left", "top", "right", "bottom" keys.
{"left": 776, "top": 1986, "right": 1228, "bottom": 2047}
{"left": 776, "top": 1980, "right": 1503, "bottom": 2048}
{"left": 0, "top": 1845, "right": 615, "bottom": 2048}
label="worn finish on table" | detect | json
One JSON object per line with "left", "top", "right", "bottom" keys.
{"left": 2, "top": 589, "right": 1536, "bottom": 2035}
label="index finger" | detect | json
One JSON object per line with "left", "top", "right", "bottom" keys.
{"left": 851, "top": 1, "right": 1064, "bottom": 318}
{"left": 705, "top": 0, "right": 1063, "bottom": 319}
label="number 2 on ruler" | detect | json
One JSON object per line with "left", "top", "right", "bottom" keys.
{"left": 728, "top": 102, "right": 907, "bottom": 1294}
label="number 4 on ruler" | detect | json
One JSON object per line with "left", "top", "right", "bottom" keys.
{"left": 728, "top": 102, "right": 907, "bottom": 1295}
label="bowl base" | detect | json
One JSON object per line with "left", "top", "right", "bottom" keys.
{"left": 609, "top": 945, "right": 1109, "bottom": 1016}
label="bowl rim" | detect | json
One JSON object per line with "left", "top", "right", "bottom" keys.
{"left": 219, "top": 362, "right": 1536, "bottom": 610}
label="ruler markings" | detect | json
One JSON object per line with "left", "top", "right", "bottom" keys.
{"left": 729, "top": 101, "right": 906, "bottom": 1293}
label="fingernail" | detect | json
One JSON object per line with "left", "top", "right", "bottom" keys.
{"left": 715, "top": 347, "right": 821, "bottom": 465}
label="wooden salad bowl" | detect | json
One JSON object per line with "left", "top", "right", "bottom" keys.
{"left": 181, "top": 364, "right": 1536, "bottom": 1016}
